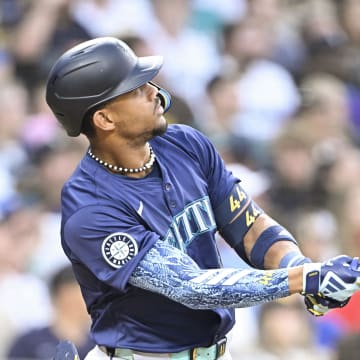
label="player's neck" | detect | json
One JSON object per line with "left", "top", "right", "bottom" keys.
{"left": 89, "top": 140, "right": 155, "bottom": 178}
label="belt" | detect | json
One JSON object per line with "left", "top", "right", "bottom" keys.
{"left": 99, "top": 337, "right": 227, "bottom": 360}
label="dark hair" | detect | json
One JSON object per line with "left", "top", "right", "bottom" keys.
{"left": 49, "top": 264, "right": 77, "bottom": 298}
{"left": 80, "top": 109, "right": 96, "bottom": 138}
{"left": 337, "top": 332, "right": 360, "bottom": 360}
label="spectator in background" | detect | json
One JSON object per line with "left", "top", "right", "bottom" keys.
{"left": 1, "top": 1, "right": 360, "bottom": 359}
{"left": 337, "top": 0, "right": 360, "bottom": 45}
{"left": 267, "top": 122, "right": 317, "bottom": 230}
{"left": 8, "top": 0, "right": 91, "bottom": 92}
{"left": 0, "top": 79, "right": 29, "bottom": 204}
{"left": 298, "top": 0, "right": 347, "bottom": 80}
{"left": 221, "top": 15, "right": 300, "bottom": 168}
{"left": 294, "top": 209, "right": 340, "bottom": 263}
{"left": 0, "top": 46, "right": 13, "bottom": 85}
{"left": 311, "top": 152, "right": 360, "bottom": 350}
{"left": 324, "top": 145, "right": 360, "bottom": 219}
{"left": 20, "top": 138, "right": 88, "bottom": 280}
{"left": 268, "top": 70, "right": 355, "bottom": 230}
{"left": 335, "top": 0, "right": 360, "bottom": 143}
{"left": 200, "top": 72, "right": 243, "bottom": 164}
{"left": 191, "top": 0, "right": 247, "bottom": 37}
{"left": 0, "top": 200, "right": 52, "bottom": 358}
{"left": 338, "top": 183, "right": 360, "bottom": 259}
{"left": 71, "top": 0, "right": 153, "bottom": 38}
{"left": 6, "top": 264, "right": 94, "bottom": 360}
{"left": 143, "top": 0, "right": 221, "bottom": 111}
{"left": 336, "top": 331, "right": 360, "bottom": 360}
{"left": 245, "top": 0, "right": 307, "bottom": 77}
{"left": 296, "top": 72, "right": 352, "bottom": 145}
{"left": 240, "top": 298, "right": 329, "bottom": 360}
{"left": 298, "top": 0, "right": 360, "bottom": 144}
{"left": 20, "top": 83, "right": 59, "bottom": 146}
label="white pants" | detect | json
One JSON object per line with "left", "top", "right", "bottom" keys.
{"left": 84, "top": 345, "right": 232, "bottom": 360}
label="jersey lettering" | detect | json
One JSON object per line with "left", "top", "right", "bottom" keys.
{"left": 163, "top": 197, "right": 216, "bottom": 250}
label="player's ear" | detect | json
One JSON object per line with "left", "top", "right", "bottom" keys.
{"left": 93, "top": 109, "right": 115, "bottom": 132}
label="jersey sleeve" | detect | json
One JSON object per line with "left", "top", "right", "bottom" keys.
{"left": 62, "top": 204, "right": 158, "bottom": 291}
{"left": 178, "top": 125, "right": 239, "bottom": 208}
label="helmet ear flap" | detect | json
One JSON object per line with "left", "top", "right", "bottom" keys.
{"left": 150, "top": 82, "right": 172, "bottom": 113}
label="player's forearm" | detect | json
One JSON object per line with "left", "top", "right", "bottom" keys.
{"left": 263, "top": 240, "right": 304, "bottom": 269}
{"left": 129, "top": 240, "right": 294, "bottom": 310}
{"left": 243, "top": 214, "right": 302, "bottom": 269}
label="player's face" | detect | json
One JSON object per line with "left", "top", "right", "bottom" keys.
{"left": 104, "top": 83, "right": 168, "bottom": 141}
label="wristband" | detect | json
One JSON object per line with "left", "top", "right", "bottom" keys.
{"left": 279, "top": 251, "right": 311, "bottom": 268}
{"left": 302, "top": 262, "right": 321, "bottom": 295}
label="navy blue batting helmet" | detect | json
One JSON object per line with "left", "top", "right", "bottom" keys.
{"left": 46, "top": 37, "right": 171, "bottom": 137}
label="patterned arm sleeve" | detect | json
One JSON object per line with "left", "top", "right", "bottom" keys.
{"left": 129, "top": 240, "right": 290, "bottom": 309}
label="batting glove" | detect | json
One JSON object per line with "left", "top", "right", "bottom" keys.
{"left": 303, "top": 255, "right": 360, "bottom": 303}
{"left": 304, "top": 293, "right": 350, "bottom": 317}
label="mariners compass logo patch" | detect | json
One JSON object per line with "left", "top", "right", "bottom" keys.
{"left": 102, "top": 232, "right": 138, "bottom": 268}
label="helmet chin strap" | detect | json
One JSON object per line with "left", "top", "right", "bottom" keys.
{"left": 149, "top": 82, "right": 172, "bottom": 113}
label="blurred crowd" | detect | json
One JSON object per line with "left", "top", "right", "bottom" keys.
{"left": 1, "top": 0, "right": 360, "bottom": 359}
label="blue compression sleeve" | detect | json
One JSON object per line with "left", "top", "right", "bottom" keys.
{"left": 279, "top": 251, "right": 311, "bottom": 268}
{"left": 129, "top": 240, "right": 290, "bottom": 309}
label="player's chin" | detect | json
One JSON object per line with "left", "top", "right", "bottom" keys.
{"left": 152, "top": 116, "right": 168, "bottom": 137}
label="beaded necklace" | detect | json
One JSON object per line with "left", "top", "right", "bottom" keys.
{"left": 88, "top": 145, "right": 155, "bottom": 174}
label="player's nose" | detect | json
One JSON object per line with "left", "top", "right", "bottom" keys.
{"left": 147, "top": 82, "right": 159, "bottom": 100}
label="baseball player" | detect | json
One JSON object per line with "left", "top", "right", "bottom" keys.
{"left": 45, "top": 37, "right": 360, "bottom": 360}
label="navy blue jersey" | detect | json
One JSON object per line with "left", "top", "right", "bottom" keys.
{"left": 61, "top": 124, "right": 239, "bottom": 352}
